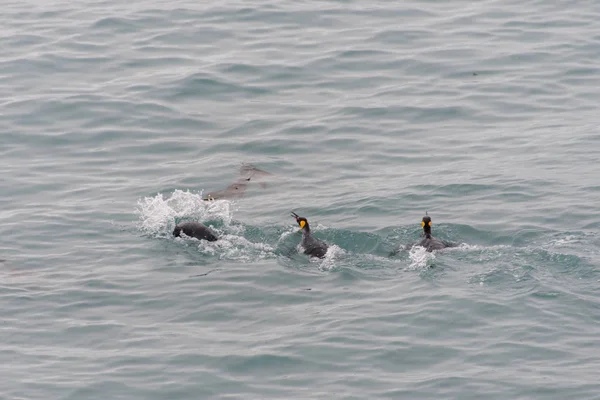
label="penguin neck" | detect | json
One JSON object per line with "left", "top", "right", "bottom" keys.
{"left": 423, "top": 226, "right": 432, "bottom": 239}
{"left": 302, "top": 225, "right": 311, "bottom": 235}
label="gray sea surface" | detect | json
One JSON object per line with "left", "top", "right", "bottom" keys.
{"left": 1, "top": 0, "right": 600, "bottom": 399}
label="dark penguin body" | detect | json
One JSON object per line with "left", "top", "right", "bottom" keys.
{"left": 173, "top": 221, "right": 218, "bottom": 242}
{"left": 418, "top": 214, "right": 455, "bottom": 252}
{"left": 291, "top": 212, "right": 329, "bottom": 259}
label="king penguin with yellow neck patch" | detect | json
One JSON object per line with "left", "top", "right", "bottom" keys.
{"left": 417, "top": 212, "right": 456, "bottom": 252}
{"left": 291, "top": 212, "right": 329, "bottom": 259}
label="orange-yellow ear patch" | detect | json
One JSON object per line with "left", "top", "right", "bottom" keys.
{"left": 428, "top": 221, "right": 432, "bottom": 226}
{"left": 299, "top": 220, "right": 306, "bottom": 229}
{"left": 421, "top": 221, "right": 425, "bottom": 227}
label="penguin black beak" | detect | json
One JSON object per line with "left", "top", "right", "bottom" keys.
{"left": 291, "top": 211, "right": 299, "bottom": 220}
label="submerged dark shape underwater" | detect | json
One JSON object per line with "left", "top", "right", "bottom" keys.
{"left": 204, "top": 163, "right": 272, "bottom": 201}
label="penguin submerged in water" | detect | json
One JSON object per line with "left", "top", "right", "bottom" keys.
{"left": 203, "top": 163, "right": 272, "bottom": 201}
{"left": 417, "top": 213, "right": 456, "bottom": 252}
{"left": 203, "top": 180, "right": 249, "bottom": 201}
{"left": 291, "top": 212, "right": 329, "bottom": 259}
{"left": 173, "top": 221, "right": 218, "bottom": 242}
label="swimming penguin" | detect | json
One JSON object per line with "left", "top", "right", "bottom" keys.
{"left": 291, "top": 212, "right": 329, "bottom": 259}
{"left": 173, "top": 221, "right": 218, "bottom": 242}
{"left": 204, "top": 180, "right": 250, "bottom": 201}
{"left": 203, "top": 163, "right": 272, "bottom": 201}
{"left": 239, "top": 163, "right": 271, "bottom": 187}
{"left": 417, "top": 213, "right": 456, "bottom": 252}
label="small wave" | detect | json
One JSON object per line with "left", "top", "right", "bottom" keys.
{"left": 91, "top": 16, "right": 138, "bottom": 32}
{"left": 276, "top": 227, "right": 297, "bottom": 244}
{"left": 186, "top": 234, "right": 275, "bottom": 262}
{"left": 541, "top": 231, "right": 600, "bottom": 250}
{"left": 549, "top": 235, "right": 580, "bottom": 246}
{"left": 446, "top": 243, "right": 512, "bottom": 253}
{"left": 468, "top": 268, "right": 534, "bottom": 287}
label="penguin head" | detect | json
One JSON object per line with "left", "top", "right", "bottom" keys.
{"left": 421, "top": 215, "right": 432, "bottom": 227}
{"left": 422, "top": 214, "right": 432, "bottom": 236}
{"left": 291, "top": 212, "right": 309, "bottom": 231}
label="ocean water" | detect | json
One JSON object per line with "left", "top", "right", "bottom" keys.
{"left": 1, "top": 0, "right": 600, "bottom": 398}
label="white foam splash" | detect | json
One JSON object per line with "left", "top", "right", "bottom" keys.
{"left": 276, "top": 226, "right": 297, "bottom": 244}
{"left": 317, "top": 244, "right": 345, "bottom": 271}
{"left": 134, "top": 190, "right": 276, "bottom": 263}
{"left": 407, "top": 245, "right": 436, "bottom": 270}
{"left": 447, "top": 243, "right": 511, "bottom": 252}
{"left": 135, "top": 189, "right": 233, "bottom": 237}
{"left": 550, "top": 235, "right": 580, "bottom": 246}
{"left": 195, "top": 234, "right": 275, "bottom": 261}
